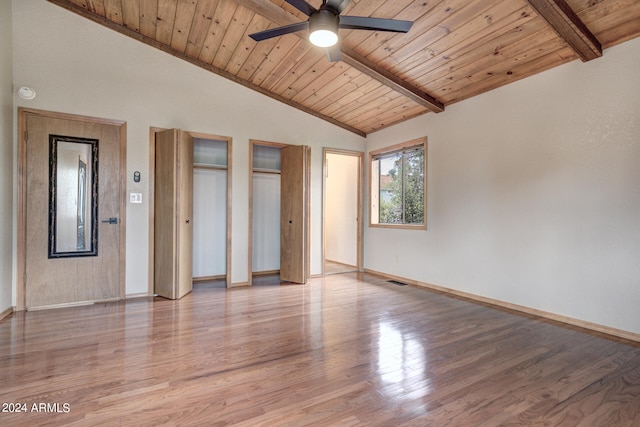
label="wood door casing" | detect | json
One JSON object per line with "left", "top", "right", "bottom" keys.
{"left": 22, "top": 111, "right": 124, "bottom": 309}
{"left": 280, "top": 145, "right": 310, "bottom": 283}
{"left": 154, "top": 129, "right": 193, "bottom": 299}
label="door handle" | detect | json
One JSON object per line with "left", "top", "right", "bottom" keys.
{"left": 101, "top": 217, "right": 118, "bottom": 225}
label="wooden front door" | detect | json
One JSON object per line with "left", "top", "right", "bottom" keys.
{"left": 280, "top": 145, "right": 310, "bottom": 283}
{"left": 154, "top": 129, "right": 194, "bottom": 299}
{"left": 20, "top": 109, "right": 125, "bottom": 309}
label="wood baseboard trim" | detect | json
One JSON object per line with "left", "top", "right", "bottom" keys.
{"left": 0, "top": 306, "right": 13, "bottom": 321}
{"left": 126, "top": 293, "right": 153, "bottom": 300}
{"left": 230, "top": 281, "right": 249, "bottom": 288}
{"left": 326, "top": 260, "right": 358, "bottom": 269}
{"left": 365, "top": 269, "right": 640, "bottom": 343}
{"left": 252, "top": 270, "right": 280, "bottom": 277}
{"left": 27, "top": 298, "right": 122, "bottom": 311}
{"left": 193, "top": 275, "right": 227, "bottom": 283}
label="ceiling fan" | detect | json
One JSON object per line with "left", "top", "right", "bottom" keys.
{"left": 249, "top": 0, "right": 413, "bottom": 62}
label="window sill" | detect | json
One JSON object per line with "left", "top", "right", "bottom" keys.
{"left": 369, "top": 223, "right": 427, "bottom": 230}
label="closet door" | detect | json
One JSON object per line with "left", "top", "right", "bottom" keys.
{"left": 154, "top": 129, "right": 194, "bottom": 299}
{"left": 280, "top": 145, "right": 310, "bottom": 283}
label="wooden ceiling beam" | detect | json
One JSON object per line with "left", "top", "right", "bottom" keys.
{"left": 340, "top": 46, "right": 444, "bottom": 113}
{"left": 526, "top": 0, "right": 602, "bottom": 61}
{"left": 236, "top": 0, "right": 444, "bottom": 113}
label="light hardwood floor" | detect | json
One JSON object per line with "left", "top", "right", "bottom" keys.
{"left": 1, "top": 273, "right": 639, "bottom": 426}
{"left": 325, "top": 261, "right": 358, "bottom": 275}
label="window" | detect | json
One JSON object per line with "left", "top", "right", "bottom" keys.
{"left": 370, "top": 137, "right": 426, "bottom": 229}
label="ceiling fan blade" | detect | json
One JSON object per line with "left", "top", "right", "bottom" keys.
{"left": 339, "top": 15, "right": 413, "bottom": 33}
{"left": 285, "top": 0, "right": 317, "bottom": 16}
{"left": 249, "top": 22, "right": 309, "bottom": 42}
{"left": 326, "top": 0, "right": 351, "bottom": 14}
{"left": 325, "top": 44, "right": 342, "bottom": 62}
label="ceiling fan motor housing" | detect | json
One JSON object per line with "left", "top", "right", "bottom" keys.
{"left": 309, "top": 8, "right": 340, "bottom": 37}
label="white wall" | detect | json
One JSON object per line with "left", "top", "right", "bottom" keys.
{"left": 325, "top": 153, "right": 358, "bottom": 266}
{"left": 366, "top": 38, "right": 640, "bottom": 335}
{"left": 11, "top": 0, "right": 365, "bottom": 298}
{"left": 0, "top": 0, "right": 13, "bottom": 313}
{"left": 252, "top": 173, "right": 280, "bottom": 272}
{"left": 193, "top": 168, "right": 227, "bottom": 277}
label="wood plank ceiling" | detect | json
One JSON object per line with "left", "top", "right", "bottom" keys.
{"left": 48, "top": 0, "right": 640, "bottom": 137}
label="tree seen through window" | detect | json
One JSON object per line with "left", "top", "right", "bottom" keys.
{"left": 371, "top": 138, "right": 426, "bottom": 228}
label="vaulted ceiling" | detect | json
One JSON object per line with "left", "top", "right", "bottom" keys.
{"left": 48, "top": 0, "right": 640, "bottom": 137}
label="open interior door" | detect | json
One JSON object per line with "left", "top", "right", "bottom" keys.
{"left": 280, "top": 145, "right": 310, "bottom": 283}
{"left": 154, "top": 129, "right": 194, "bottom": 299}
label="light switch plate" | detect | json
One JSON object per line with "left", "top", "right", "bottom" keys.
{"left": 130, "top": 192, "right": 142, "bottom": 204}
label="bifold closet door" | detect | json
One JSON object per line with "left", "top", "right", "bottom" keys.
{"left": 280, "top": 145, "right": 310, "bottom": 284}
{"left": 154, "top": 129, "right": 193, "bottom": 299}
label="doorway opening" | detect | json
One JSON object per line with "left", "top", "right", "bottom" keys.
{"left": 250, "top": 142, "right": 282, "bottom": 286}
{"left": 149, "top": 128, "right": 232, "bottom": 296}
{"left": 248, "top": 140, "right": 310, "bottom": 286}
{"left": 192, "top": 135, "right": 231, "bottom": 288}
{"left": 323, "top": 148, "right": 363, "bottom": 275}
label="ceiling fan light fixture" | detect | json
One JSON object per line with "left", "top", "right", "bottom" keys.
{"left": 309, "top": 10, "right": 339, "bottom": 47}
{"left": 310, "top": 29, "right": 338, "bottom": 47}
